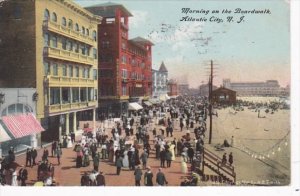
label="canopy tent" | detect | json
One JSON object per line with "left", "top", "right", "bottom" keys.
{"left": 0, "top": 123, "right": 12, "bottom": 142}
{"left": 128, "top": 102, "right": 143, "bottom": 111}
{"left": 159, "top": 94, "right": 170, "bottom": 101}
{"left": 143, "top": 101, "right": 152, "bottom": 106}
{"left": 1, "top": 113, "right": 44, "bottom": 139}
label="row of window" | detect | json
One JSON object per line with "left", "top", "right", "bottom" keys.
{"left": 121, "top": 69, "right": 148, "bottom": 80}
{"left": 44, "top": 9, "right": 97, "bottom": 41}
{"left": 49, "top": 87, "right": 97, "bottom": 105}
{"left": 44, "top": 33, "right": 97, "bottom": 59}
{"left": 121, "top": 55, "right": 147, "bottom": 68}
{"left": 44, "top": 61, "right": 97, "bottom": 80}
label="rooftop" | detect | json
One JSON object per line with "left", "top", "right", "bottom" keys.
{"left": 158, "top": 61, "right": 168, "bottom": 72}
{"left": 85, "top": 2, "right": 133, "bottom": 18}
{"left": 130, "top": 36, "right": 154, "bottom": 46}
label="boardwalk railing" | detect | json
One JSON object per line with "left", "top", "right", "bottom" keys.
{"left": 202, "top": 147, "right": 236, "bottom": 184}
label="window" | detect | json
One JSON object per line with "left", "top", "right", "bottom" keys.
{"left": 66, "top": 40, "right": 72, "bottom": 51}
{"left": 68, "top": 19, "right": 73, "bottom": 29}
{"left": 62, "top": 88, "right": 70, "bottom": 103}
{"left": 69, "top": 65, "right": 73, "bottom": 77}
{"left": 62, "top": 38, "right": 67, "bottom": 50}
{"left": 94, "top": 89, "right": 98, "bottom": 100}
{"left": 82, "top": 26, "right": 85, "bottom": 35}
{"left": 51, "top": 35, "right": 57, "bottom": 48}
{"left": 44, "top": 9, "right": 50, "bottom": 21}
{"left": 122, "top": 69, "right": 127, "bottom": 78}
{"left": 44, "top": 33, "right": 49, "bottom": 46}
{"left": 50, "top": 87, "right": 60, "bottom": 105}
{"left": 93, "top": 69, "right": 97, "bottom": 80}
{"left": 52, "top": 63, "right": 58, "bottom": 76}
{"left": 51, "top": 12, "right": 57, "bottom": 22}
{"left": 88, "top": 87, "right": 93, "bottom": 101}
{"left": 93, "top": 48, "right": 97, "bottom": 59}
{"left": 101, "top": 41, "right": 110, "bottom": 49}
{"left": 81, "top": 45, "right": 86, "bottom": 55}
{"left": 82, "top": 68, "right": 85, "bottom": 78}
{"left": 72, "top": 88, "right": 79, "bottom": 102}
{"left": 44, "top": 61, "right": 50, "bottom": 75}
{"left": 99, "top": 70, "right": 113, "bottom": 78}
{"left": 87, "top": 68, "right": 90, "bottom": 78}
{"left": 75, "top": 23, "right": 79, "bottom": 31}
{"left": 122, "top": 85, "right": 127, "bottom": 96}
{"left": 74, "top": 43, "right": 79, "bottom": 53}
{"left": 62, "top": 17, "right": 66, "bottom": 26}
{"left": 13, "top": 6, "right": 21, "bottom": 19}
{"left": 75, "top": 66, "right": 79, "bottom": 77}
{"left": 121, "top": 55, "right": 126, "bottom": 64}
{"left": 92, "top": 30, "right": 97, "bottom": 41}
{"left": 80, "top": 88, "right": 87, "bottom": 102}
{"left": 122, "top": 42, "right": 126, "bottom": 50}
{"left": 62, "top": 64, "right": 67, "bottom": 76}
{"left": 86, "top": 29, "right": 89, "bottom": 36}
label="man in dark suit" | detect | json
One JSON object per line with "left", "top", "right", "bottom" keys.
{"left": 156, "top": 168, "right": 168, "bottom": 186}
{"left": 31, "top": 148, "right": 37, "bottom": 166}
{"left": 96, "top": 171, "right": 106, "bottom": 186}
{"left": 18, "top": 165, "right": 28, "bottom": 186}
{"left": 25, "top": 148, "right": 32, "bottom": 167}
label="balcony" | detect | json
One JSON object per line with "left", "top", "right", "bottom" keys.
{"left": 45, "top": 75, "right": 95, "bottom": 87}
{"left": 43, "top": 20, "right": 95, "bottom": 46}
{"left": 47, "top": 100, "right": 97, "bottom": 114}
{"left": 44, "top": 47, "right": 96, "bottom": 66}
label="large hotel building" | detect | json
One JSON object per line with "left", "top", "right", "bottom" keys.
{"left": 0, "top": 0, "right": 101, "bottom": 146}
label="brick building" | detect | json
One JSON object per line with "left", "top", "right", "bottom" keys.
{"left": 86, "top": 3, "right": 153, "bottom": 118}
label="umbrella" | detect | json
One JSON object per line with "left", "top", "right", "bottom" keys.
{"left": 34, "top": 181, "right": 44, "bottom": 186}
{"left": 83, "top": 127, "right": 93, "bottom": 132}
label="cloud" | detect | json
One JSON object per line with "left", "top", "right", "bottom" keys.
{"left": 129, "top": 10, "right": 148, "bottom": 28}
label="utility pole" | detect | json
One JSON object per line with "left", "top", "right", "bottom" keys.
{"left": 208, "top": 60, "right": 213, "bottom": 144}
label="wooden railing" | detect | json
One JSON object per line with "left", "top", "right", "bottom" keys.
{"left": 203, "top": 148, "right": 236, "bottom": 184}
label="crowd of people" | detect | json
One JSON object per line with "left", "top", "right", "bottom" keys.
{"left": 0, "top": 95, "right": 239, "bottom": 186}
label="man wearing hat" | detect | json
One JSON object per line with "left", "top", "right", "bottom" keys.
{"left": 144, "top": 166, "right": 153, "bottom": 186}
{"left": 18, "top": 165, "right": 28, "bottom": 186}
{"left": 156, "top": 168, "right": 168, "bottom": 186}
{"left": 96, "top": 171, "right": 106, "bottom": 186}
{"left": 134, "top": 165, "right": 143, "bottom": 186}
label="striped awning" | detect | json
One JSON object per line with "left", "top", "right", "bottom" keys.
{"left": 128, "top": 102, "right": 143, "bottom": 111}
{"left": 1, "top": 113, "right": 44, "bottom": 139}
{"left": 0, "top": 123, "right": 12, "bottom": 142}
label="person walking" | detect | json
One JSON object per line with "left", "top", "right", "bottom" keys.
{"left": 187, "top": 147, "right": 195, "bottom": 163}
{"left": 31, "top": 148, "right": 37, "bottom": 166}
{"left": 51, "top": 141, "right": 57, "bottom": 157}
{"left": 159, "top": 148, "right": 166, "bottom": 168}
{"left": 25, "top": 148, "right": 32, "bottom": 167}
{"left": 11, "top": 169, "right": 18, "bottom": 186}
{"left": 144, "top": 166, "right": 153, "bottom": 186}
{"left": 166, "top": 150, "right": 172, "bottom": 168}
{"left": 229, "top": 152, "right": 233, "bottom": 166}
{"left": 222, "top": 153, "right": 227, "bottom": 166}
{"left": 42, "top": 147, "right": 49, "bottom": 162}
{"left": 116, "top": 156, "right": 123, "bottom": 175}
{"left": 93, "top": 153, "right": 100, "bottom": 171}
{"left": 134, "top": 165, "right": 143, "bottom": 186}
{"left": 56, "top": 146, "right": 62, "bottom": 165}
{"left": 140, "top": 150, "right": 148, "bottom": 170}
{"left": 156, "top": 168, "right": 168, "bottom": 186}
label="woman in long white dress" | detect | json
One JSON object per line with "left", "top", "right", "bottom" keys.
{"left": 11, "top": 169, "right": 18, "bottom": 186}
{"left": 122, "top": 150, "right": 129, "bottom": 168}
{"left": 169, "top": 143, "right": 176, "bottom": 161}
{"left": 181, "top": 155, "right": 188, "bottom": 174}
{"left": 67, "top": 135, "right": 73, "bottom": 148}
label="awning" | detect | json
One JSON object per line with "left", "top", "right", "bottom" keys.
{"left": 159, "top": 94, "right": 170, "bottom": 101}
{"left": 143, "top": 101, "right": 152, "bottom": 106}
{"left": 1, "top": 113, "right": 45, "bottom": 139}
{"left": 128, "top": 102, "right": 143, "bottom": 111}
{"left": 0, "top": 123, "right": 12, "bottom": 142}
{"left": 149, "top": 99, "right": 161, "bottom": 105}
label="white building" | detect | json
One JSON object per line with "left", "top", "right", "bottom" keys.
{"left": 152, "top": 62, "right": 169, "bottom": 98}
{"left": 223, "top": 79, "right": 282, "bottom": 96}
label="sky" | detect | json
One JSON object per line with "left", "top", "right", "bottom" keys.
{"left": 75, "top": 0, "right": 290, "bottom": 88}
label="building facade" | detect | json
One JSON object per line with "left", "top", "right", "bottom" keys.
{"left": 86, "top": 3, "right": 153, "bottom": 118}
{"left": 178, "top": 83, "right": 189, "bottom": 95}
{"left": 199, "top": 84, "right": 218, "bottom": 97}
{"left": 223, "top": 79, "right": 282, "bottom": 96}
{"left": 0, "top": 0, "right": 101, "bottom": 144}
{"left": 167, "top": 79, "right": 178, "bottom": 97}
{"left": 152, "top": 62, "right": 168, "bottom": 98}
